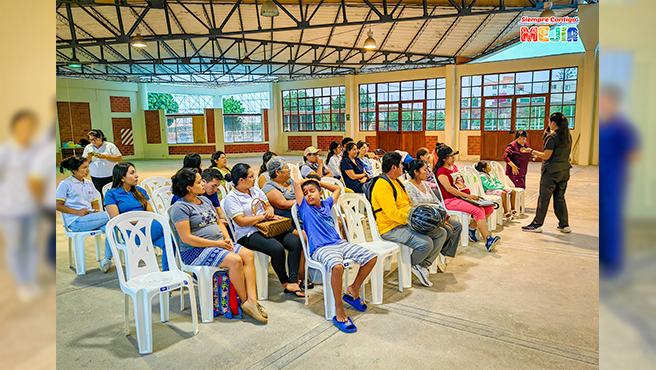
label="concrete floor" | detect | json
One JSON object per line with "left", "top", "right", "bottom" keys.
{"left": 55, "top": 157, "right": 599, "bottom": 369}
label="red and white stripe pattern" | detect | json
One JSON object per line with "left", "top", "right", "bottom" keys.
{"left": 120, "top": 128, "right": 133, "bottom": 146}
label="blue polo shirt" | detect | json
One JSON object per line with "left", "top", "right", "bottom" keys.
{"left": 104, "top": 186, "right": 150, "bottom": 212}
{"left": 171, "top": 191, "right": 221, "bottom": 209}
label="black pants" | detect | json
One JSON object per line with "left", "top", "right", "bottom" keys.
{"left": 91, "top": 176, "right": 113, "bottom": 203}
{"left": 238, "top": 230, "right": 303, "bottom": 285}
{"left": 532, "top": 169, "right": 570, "bottom": 228}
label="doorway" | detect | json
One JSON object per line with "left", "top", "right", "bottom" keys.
{"left": 376, "top": 101, "right": 425, "bottom": 156}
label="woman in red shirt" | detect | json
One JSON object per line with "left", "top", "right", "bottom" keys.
{"left": 434, "top": 145, "right": 500, "bottom": 252}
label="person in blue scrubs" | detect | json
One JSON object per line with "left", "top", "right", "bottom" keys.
{"left": 104, "top": 162, "right": 169, "bottom": 271}
{"left": 599, "top": 84, "right": 640, "bottom": 278}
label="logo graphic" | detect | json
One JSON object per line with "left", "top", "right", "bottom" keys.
{"left": 519, "top": 16, "right": 579, "bottom": 43}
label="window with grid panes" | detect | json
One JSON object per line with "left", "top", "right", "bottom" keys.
{"left": 282, "top": 86, "right": 346, "bottom": 132}
{"left": 460, "top": 67, "right": 578, "bottom": 130}
{"left": 358, "top": 78, "right": 446, "bottom": 131}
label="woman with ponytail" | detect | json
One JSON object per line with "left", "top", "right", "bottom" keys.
{"left": 104, "top": 162, "right": 169, "bottom": 271}
{"left": 522, "top": 112, "right": 573, "bottom": 233}
{"left": 325, "top": 141, "right": 343, "bottom": 180}
{"left": 56, "top": 156, "right": 113, "bottom": 272}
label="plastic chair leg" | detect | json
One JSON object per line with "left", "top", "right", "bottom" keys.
{"left": 124, "top": 294, "right": 130, "bottom": 336}
{"left": 198, "top": 268, "right": 214, "bottom": 323}
{"left": 399, "top": 246, "right": 412, "bottom": 289}
{"left": 94, "top": 234, "right": 102, "bottom": 262}
{"left": 73, "top": 235, "right": 87, "bottom": 276}
{"left": 396, "top": 255, "right": 403, "bottom": 293}
{"left": 322, "top": 270, "right": 335, "bottom": 320}
{"left": 68, "top": 238, "right": 73, "bottom": 269}
{"left": 254, "top": 252, "right": 269, "bottom": 301}
{"left": 180, "top": 288, "right": 185, "bottom": 311}
{"left": 384, "top": 255, "right": 392, "bottom": 271}
{"left": 370, "top": 259, "right": 384, "bottom": 304}
{"left": 159, "top": 292, "right": 170, "bottom": 323}
{"left": 185, "top": 282, "right": 199, "bottom": 335}
{"left": 133, "top": 291, "right": 154, "bottom": 355}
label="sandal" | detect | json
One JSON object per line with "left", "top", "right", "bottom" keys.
{"left": 332, "top": 316, "right": 357, "bottom": 333}
{"left": 283, "top": 288, "right": 306, "bottom": 298}
{"left": 342, "top": 294, "right": 367, "bottom": 312}
{"left": 300, "top": 280, "right": 314, "bottom": 290}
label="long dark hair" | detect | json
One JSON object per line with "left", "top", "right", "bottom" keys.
{"left": 59, "top": 156, "right": 87, "bottom": 174}
{"left": 326, "top": 141, "right": 340, "bottom": 164}
{"left": 549, "top": 112, "right": 571, "bottom": 146}
{"left": 111, "top": 162, "right": 149, "bottom": 210}
{"left": 404, "top": 159, "right": 426, "bottom": 180}
{"left": 87, "top": 129, "right": 107, "bottom": 142}
{"left": 259, "top": 151, "right": 277, "bottom": 176}
{"left": 434, "top": 145, "right": 454, "bottom": 171}
{"left": 344, "top": 142, "right": 357, "bottom": 159}
{"left": 183, "top": 153, "right": 202, "bottom": 172}
{"left": 210, "top": 151, "right": 226, "bottom": 168}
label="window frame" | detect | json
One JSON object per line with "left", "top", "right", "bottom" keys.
{"left": 165, "top": 114, "right": 203, "bottom": 145}
{"left": 281, "top": 86, "right": 346, "bottom": 132}
{"left": 223, "top": 113, "right": 265, "bottom": 143}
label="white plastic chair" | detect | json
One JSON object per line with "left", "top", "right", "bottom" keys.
{"left": 218, "top": 183, "right": 228, "bottom": 199}
{"left": 371, "top": 159, "right": 382, "bottom": 176}
{"left": 336, "top": 194, "right": 403, "bottom": 304}
{"left": 291, "top": 204, "right": 363, "bottom": 320}
{"left": 102, "top": 183, "right": 112, "bottom": 210}
{"left": 434, "top": 185, "right": 469, "bottom": 249}
{"left": 140, "top": 176, "right": 172, "bottom": 198}
{"left": 490, "top": 161, "right": 525, "bottom": 214}
{"left": 288, "top": 163, "right": 302, "bottom": 182}
{"left": 165, "top": 208, "right": 228, "bottom": 323}
{"left": 320, "top": 176, "right": 346, "bottom": 199}
{"left": 151, "top": 186, "right": 173, "bottom": 216}
{"left": 461, "top": 166, "right": 501, "bottom": 230}
{"left": 59, "top": 211, "right": 104, "bottom": 276}
{"left": 105, "top": 211, "right": 198, "bottom": 355}
{"left": 220, "top": 198, "right": 269, "bottom": 300}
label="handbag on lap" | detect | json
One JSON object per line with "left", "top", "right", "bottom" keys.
{"left": 250, "top": 198, "right": 293, "bottom": 238}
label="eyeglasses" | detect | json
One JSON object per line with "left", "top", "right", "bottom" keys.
{"left": 89, "top": 137, "right": 100, "bottom": 142}
{"left": 307, "top": 153, "right": 318, "bottom": 157}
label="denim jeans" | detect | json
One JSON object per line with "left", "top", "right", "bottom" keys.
{"left": 68, "top": 211, "right": 112, "bottom": 259}
{"left": 441, "top": 219, "right": 462, "bottom": 258}
{"left": 0, "top": 214, "right": 39, "bottom": 287}
{"left": 382, "top": 224, "right": 447, "bottom": 267}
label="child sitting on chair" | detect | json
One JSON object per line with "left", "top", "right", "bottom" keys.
{"left": 293, "top": 177, "right": 377, "bottom": 333}
{"left": 475, "top": 161, "right": 518, "bottom": 220}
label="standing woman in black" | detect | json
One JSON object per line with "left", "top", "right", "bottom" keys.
{"left": 522, "top": 112, "right": 572, "bottom": 233}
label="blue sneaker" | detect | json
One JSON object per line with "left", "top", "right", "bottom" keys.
{"left": 468, "top": 228, "right": 478, "bottom": 243}
{"left": 485, "top": 236, "right": 500, "bottom": 252}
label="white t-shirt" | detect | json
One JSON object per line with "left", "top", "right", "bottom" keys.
{"left": 82, "top": 142, "right": 122, "bottom": 178}
{"left": 0, "top": 141, "right": 38, "bottom": 217}
{"left": 223, "top": 186, "right": 268, "bottom": 241}
{"left": 30, "top": 138, "right": 56, "bottom": 210}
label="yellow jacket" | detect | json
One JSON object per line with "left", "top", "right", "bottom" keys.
{"left": 371, "top": 177, "right": 412, "bottom": 234}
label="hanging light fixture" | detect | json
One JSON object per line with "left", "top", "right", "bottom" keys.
{"left": 261, "top": 0, "right": 279, "bottom": 17}
{"left": 131, "top": 33, "right": 147, "bottom": 48}
{"left": 539, "top": 2, "right": 555, "bottom": 18}
{"left": 242, "top": 56, "right": 253, "bottom": 64}
{"left": 68, "top": 56, "right": 81, "bottom": 68}
{"left": 363, "top": 29, "right": 376, "bottom": 50}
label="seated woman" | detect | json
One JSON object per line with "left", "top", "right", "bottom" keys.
{"left": 340, "top": 142, "right": 368, "bottom": 193}
{"left": 257, "top": 151, "right": 277, "bottom": 189}
{"left": 357, "top": 141, "right": 374, "bottom": 177}
{"left": 403, "top": 160, "right": 462, "bottom": 269}
{"left": 300, "top": 146, "right": 333, "bottom": 178}
{"left": 325, "top": 141, "right": 343, "bottom": 180}
{"left": 170, "top": 168, "right": 267, "bottom": 323}
{"left": 104, "top": 162, "right": 169, "bottom": 271}
{"left": 209, "top": 150, "right": 232, "bottom": 183}
{"left": 434, "top": 146, "right": 500, "bottom": 252}
{"left": 183, "top": 153, "right": 202, "bottom": 173}
{"left": 261, "top": 157, "right": 297, "bottom": 219}
{"left": 223, "top": 164, "right": 306, "bottom": 298}
{"left": 56, "top": 156, "right": 112, "bottom": 273}
{"left": 475, "top": 161, "right": 517, "bottom": 220}
{"left": 416, "top": 147, "right": 441, "bottom": 197}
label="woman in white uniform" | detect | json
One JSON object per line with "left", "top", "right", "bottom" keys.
{"left": 82, "top": 129, "right": 122, "bottom": 197}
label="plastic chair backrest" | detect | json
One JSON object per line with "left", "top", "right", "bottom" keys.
{"left": 371, "top": 159, "right": 382, "bottom": 176}
{"left": 490, "top": 161, "right": 509, "bottom": 188}
{"left": 106, "top": 211, "right": 179, "bottom": 286}
{"left": 462, "top": 166, "right": 483, "bottom": 196}
{"left": 165, "top": 207, "right": 186, "bottom": 271}
{"left": 337, "top": 194, "right": 384, "bottom": 244}
{"left": 291, "top": 203, "right": 341, "bottom": 262}
{"left": 140, "top": 176, "right": 172, "bottom": 197}
{"left": 218, "top": 183, "right": 228, "bottom": 199}
{"left": 59, "top": 211, "right": 73, "bottom": 231}
{"left": 151, "top": 186, "right": 172, "bottom": 216}
{"left": 102, "top": 182, "right": 112, "bottom": 198}
{"left": 220, "top": 198, "right": 239, "bottom": 241}
{"left": 320, "top": 176, "right": 346, "bottom": 200}
{"left": 288, "top": 164, "right": 302, "bottom": 182}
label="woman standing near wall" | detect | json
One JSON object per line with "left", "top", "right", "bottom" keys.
{"left": 522, "top": 113, "right": 572, "bottom": 233}
{"left": 83, "top": 129, "right": 122, "bottom": 198}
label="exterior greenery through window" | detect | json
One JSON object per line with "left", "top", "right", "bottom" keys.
{"left": 359, "top": 78, "right": 446, "bottom": 131}
{"left": 460, "top": 67, "right": 578, "bottom": 131}
{"left": 282, "top": 86, "right": 346, "bottom": 131}
{"left": 148, "top": 92, "right": 213, "bottom": 114}
{"left": 222, "top": 93, "right": 268, "bottom": 143}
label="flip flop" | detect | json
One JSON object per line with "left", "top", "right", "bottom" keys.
{"left": 342, "top": 294, "right": 367, "bottom": 312}
{"left": 299, "top": 280, "right": 314, "bottom": 290}
{"left": 332, "top": 316, "right": 357, "bottom": 334}
{"left": 283, "top": 288, "right": 305, "bottom": 298}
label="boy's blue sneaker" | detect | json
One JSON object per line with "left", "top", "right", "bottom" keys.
{"left": 468, "top": 228, "right": 478, "bottom": 243}
{"left": 485, "top": 236, "right": 500, "bottom": 252}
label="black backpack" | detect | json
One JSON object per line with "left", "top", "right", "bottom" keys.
{"left": 363, "top": 173, "right": 406, "bottom": 219}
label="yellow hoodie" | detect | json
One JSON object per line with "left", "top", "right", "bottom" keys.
{"left": 371, "top": 177, "right": 412, "bottom": 234}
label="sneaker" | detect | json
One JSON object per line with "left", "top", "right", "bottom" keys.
{"left": 468, "top": 228, "right": 479, "bottom": 243}
{"left": 435, "top": 254, "right": 446, "bottom": 273}
{"left": 485, "top": 236, "right": 500, "bottom": 252}
{"left": 557, "top": 226, "right": 572, "bottom": 233}
{"left": 522, "top": 224, "right": 542, "bottom": 233}
{"left": 99, "top": 258, "right": 112, "bottom": 273}
{"left": 242, "top": 301, "right": 268, "bottom": 323}
{"left": 412, "top": 265, "right": 433, "bottom": 287}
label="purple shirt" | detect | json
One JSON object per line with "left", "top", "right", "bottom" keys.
{"left": 503, "top": 140, "right": 531, "bottom": 177}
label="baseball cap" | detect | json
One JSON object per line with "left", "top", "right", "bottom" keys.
{"left": 303, "top": 146, "right": 321, "bottom": 157}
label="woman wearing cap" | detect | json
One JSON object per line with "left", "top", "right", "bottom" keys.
{"left": 83, "top": 129, "right": 122, "bottom": 197}
{"left": 300, "top": 146, "right": 333, "bottom": 179}
{"left": 434, "top": 145, "right": 500, "bottom": 252}
{"left": 503, "top": 130, "right": 532, "bottom": 189}
{"left": 522, "top": 113, "right": 572, "bottom": 233}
